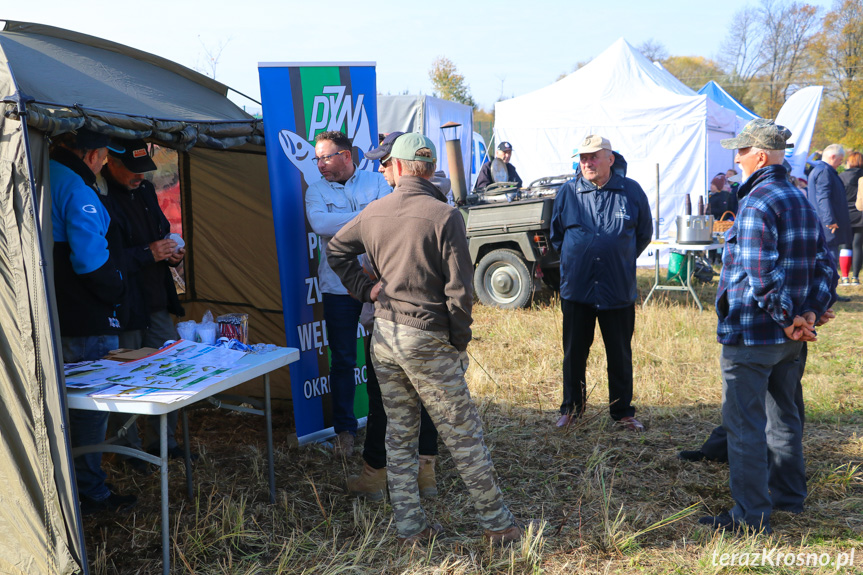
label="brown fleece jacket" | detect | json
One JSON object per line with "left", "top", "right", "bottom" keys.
{"left": 327, "top": 175, "right": 473, "bottom": 351}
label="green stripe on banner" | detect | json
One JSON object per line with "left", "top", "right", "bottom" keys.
{"left": 300, "top": 66, "right": 342, "bottom": 142}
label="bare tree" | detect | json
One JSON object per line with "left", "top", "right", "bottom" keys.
{"left": 719, "top": 0, "right": 820, "bottom": 116}
{"left": 638, "top": 39, "right": 669, "bottom": 62}
{"left": 195, "top": 36, "right": 231, "bottom": 80}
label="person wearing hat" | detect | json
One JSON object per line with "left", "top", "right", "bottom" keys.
{"left": 102, "top": 138, "right": 190, "bottom": 468}
{"left": 347, "top": 132, "right": 441, "bottom": 501}
{"left": 473, "top": 140, "right": 523, "bottom": 191}
{"left": 551, "top": 135, "right": 652, "bottom": 432}
{"left": 305, "top": 130, "right": 392, "bottom": 458}
{"left": 49, "top": 128, "right": 137, "bottom": 513}
{"left": 327, "top": 133, "right": 525, "bottom": 546}
{"left": 697, "top": 118, "right": 837, "bottom": 534}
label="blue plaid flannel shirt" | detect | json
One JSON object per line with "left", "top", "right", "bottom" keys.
{"left": 716, "top": 164, "right": 837, "bottom": 346}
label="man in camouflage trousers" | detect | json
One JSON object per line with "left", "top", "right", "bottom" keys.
{"left": 327, "top": 133, "right": 523, "bottom": 545}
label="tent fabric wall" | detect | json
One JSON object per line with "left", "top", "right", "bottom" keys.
{"left": 494, "top": 39, "right": 737, "bottom": 262}
{"left": 0, "top": 21, "right": 291, "bottom": 572}
{"left": 180, "top": 147, "right": 290, "bottom": 396}
{"left": 377, "top": 95, "right": 472, "bottom": 188}
{"left": 0, "top": 118, "right": 80, "bottom": 573}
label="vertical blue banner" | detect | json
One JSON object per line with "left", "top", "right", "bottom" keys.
{"left": 258, "top": 62, "right": 378, "bottom": 444}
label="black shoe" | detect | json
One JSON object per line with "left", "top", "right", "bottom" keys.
{"left": 677, "top": 449, "right": 707, "bottom": 462}
{"left": 148, "top": 444, "right": 199, "bottom": 461}
{"left": 698, "top": 513, "right": 771, "bottom": 535}
{"left": 81, "top": 491, "right": 137, "bottom": 515}
{"left": 836, "top": 295, "right": 851, "bottom": 302}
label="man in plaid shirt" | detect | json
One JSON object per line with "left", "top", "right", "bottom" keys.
{"left": 699, "top": 119, "right": 837, "bottom": 535}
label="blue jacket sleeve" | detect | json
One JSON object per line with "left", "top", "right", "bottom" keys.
{"left": 550, "top": 186, "right": 566, "bottom": 254}
{"left": 634, "top": 185, "right": 653, "bottom": 256}
{"left": 812, "top": 169, "right": 836, "bottom": 227}
{"left": 474, "top": 161, "right": 492, "bottom": 191}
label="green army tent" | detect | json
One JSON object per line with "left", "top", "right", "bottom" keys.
{"left": 0, "top": 20, "right": 287, "bottom": 573}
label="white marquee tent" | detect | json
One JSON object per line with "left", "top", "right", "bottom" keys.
{"left": 494, "top": 38, "right": 738, "bottom": 261}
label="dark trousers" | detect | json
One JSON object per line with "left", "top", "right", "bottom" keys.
{"left": 852, "top": 228, "right": 863, "bottom": 278}
{"left": 363, "top": 337, "right": 438, "bottom": 469}
{"left": 561, "top": 300, "right": 636, "bottom": 420}
{"left": 700, "top": 344, "right": 807, "bottom": 462}
{"left": 323, "top": 293, "right": 364, "bottom": 435}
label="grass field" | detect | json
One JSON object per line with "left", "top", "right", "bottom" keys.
{"left": 88, "top": 271, "right": 863, "bottom": 574}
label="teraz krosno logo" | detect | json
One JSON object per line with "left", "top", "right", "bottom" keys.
{"left": 278, "top": 85, "right": 374, "bottom": 184}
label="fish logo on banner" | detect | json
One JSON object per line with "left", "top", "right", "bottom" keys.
{"left": 279, "top": 85, "right": 374, "bottom": 183}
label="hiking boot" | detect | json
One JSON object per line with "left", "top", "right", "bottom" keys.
{"left": 483, "top": 522, "right": 524, "bottom": 545}
{"left": 333, "top": 431, "right": 355, "bottom": 457}
{"left": 397, "top": 523, "right": 443, "bottom": 546}
{"left": 418, "top": 455, "right": 438, "bottom": 498}
{"left": 698, "top": 513, "right": 772, "bottom": 535}
{"left": 80, "top": 490, "right": 137, "bottom": 515}
{"left": 147, "top": 443, "right": 199, "bottom": 461}
{"left": 347, "top": 462, "right": 387, "bottom": 501}
{"left": 556, "top": 413, "right": 577, "bottom": 428}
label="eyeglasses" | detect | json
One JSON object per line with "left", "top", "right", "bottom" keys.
{"left": 380, "top": 158, "right": 391, "bottom": 168}
{"left": 313, "top": 150, "right": 347, "bottom": 164}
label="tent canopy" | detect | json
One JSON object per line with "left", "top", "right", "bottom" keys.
{"left": 698, "top": 80, "right": 759, "bottom": 124}
{"left": 494, "top": 38, "right": 738, "bottom": 259}
{"left": 0, "top": 20, "right": 282, "bottom": 574}
{"left": 377, "top": 94, "right": 472, "bottom": 189}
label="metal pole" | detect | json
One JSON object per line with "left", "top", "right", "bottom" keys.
{"left": 160, "top": 414, "right": 169, "bottom": 575}
{"left": 183, "top": 409, "right": 193, "bottom": 501}
{"left": 265, "top": 374, "right": 276, "bottom": 504}
{"left": 654, "top": 164, "right": 660, "bottom": 286}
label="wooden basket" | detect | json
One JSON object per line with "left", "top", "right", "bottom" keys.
{"left": 713, "top": 211, "right": 735, "bottom": 233}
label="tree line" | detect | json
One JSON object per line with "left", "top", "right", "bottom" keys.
{"left": 429, "top": 0, "right": 862, "bottom": 152}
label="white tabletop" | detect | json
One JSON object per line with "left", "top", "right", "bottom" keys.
{"left": 66, "top": 347, "right": 299, "bottom": 415}
{"left": 649, "top": 239, "right": 722, "bottom": 251}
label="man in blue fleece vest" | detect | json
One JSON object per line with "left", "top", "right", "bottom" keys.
{"left": 50, "top": 129, "right": 137, "bottom": 514}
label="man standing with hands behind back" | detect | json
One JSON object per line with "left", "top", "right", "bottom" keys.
{"left": 699, "top": 119, "right": 837, "bottom": 534}
{"left": 551, "top": 135, "right": 652, "bottom": 432}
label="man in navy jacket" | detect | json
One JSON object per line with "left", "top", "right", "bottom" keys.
{"left": 551, "top": 135, "right": 652, "bottom": 431}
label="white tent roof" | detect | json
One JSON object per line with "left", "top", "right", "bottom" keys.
{"left": 494, "top": 38, "right": 737, "bottom": 260}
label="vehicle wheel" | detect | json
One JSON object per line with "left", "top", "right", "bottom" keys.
{"left": 541, "top": 267, "right": 560, "bottom": 291}
{"left": 474, "top": 249, "right": 533, "bottom": 309}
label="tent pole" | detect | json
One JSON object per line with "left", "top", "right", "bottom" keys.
{"left": 4, "top": 73, "right": 91, "bottom": 575}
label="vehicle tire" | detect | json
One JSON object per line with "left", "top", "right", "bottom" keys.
{"left": 541, "top": 267, "right": 560, "bottom": 291}
{"left": 474, "top": 249, "right": 533, "bottom": 309}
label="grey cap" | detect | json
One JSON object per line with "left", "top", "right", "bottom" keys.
{"left": 721, "top": 119, "right": 794, "bottom": 151}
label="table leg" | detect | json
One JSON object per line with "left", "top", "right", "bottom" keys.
{"left": 183, "top": 409, "right": 193, "bottom": 501}
{"left": 684, "top": 252, "right": 704, "bottom": 312}
{"left": 265, "top": 373, "right": 276, "bottom": 504}
{"left": 160, "top": 413, "right": 169, "bottom": 575}
{"left": 642, "top": 249, "right": 661, "bottom": 308}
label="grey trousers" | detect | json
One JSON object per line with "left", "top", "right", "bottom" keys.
{"left": 721, "top": 340, "right": 806, "bottom": 531}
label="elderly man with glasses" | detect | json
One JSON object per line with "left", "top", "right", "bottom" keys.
{"left": 304, "top": 130, "right": 392, "bottom": 458}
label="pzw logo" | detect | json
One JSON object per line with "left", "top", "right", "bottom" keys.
{"left": 279, "top": 85, "right": 374, "bottom": 183}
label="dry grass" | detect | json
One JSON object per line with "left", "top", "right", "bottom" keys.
{"left": 87, "top": 271, "right": 863, "bottom": 574}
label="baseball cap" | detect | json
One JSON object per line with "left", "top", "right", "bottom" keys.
{"left": 390, "top": 133, "right": 437, "bottom": 163}
{"left": 75, "top": 128, "right": 125, "bottom": 154}
{"left": 498, "top": 141, "right": 513, "bottom": 152}
{"left": 572, "top": 134, "right": 612, "bottom": 157}
{"left": 109, "top": 139, "right": 157, "bottom": 173}
{"left": 721, "top": 119, "right": 794, "bottom": 151}
{"left": 365, "top": 131, "right": 405, "bottom": 161}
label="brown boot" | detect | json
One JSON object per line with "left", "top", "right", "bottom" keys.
{"left": 483, "top": 523, "right": 524, "bottom": 545}
{"left": 397, "top": 523, "right": 443, "bottom": 546}
{"left": 417, "top": 455, "right": 438, "bottom": 498}
{"left": 347, "top": 462, "right": 387, "bottom": 501}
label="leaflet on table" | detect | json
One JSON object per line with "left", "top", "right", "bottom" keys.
{"left": 63, "top": 340, "right": 248, "bottom": 401}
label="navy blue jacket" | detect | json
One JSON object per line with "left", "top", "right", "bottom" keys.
{"left": 551, "top": 171, "right": 652, "bottom": 308}
{"left": 807, "top": 160, "right": 851, "bottom": 247}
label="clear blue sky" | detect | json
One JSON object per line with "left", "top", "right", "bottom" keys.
{"left": 3, "top": 0, "right": 835, "bottom": 112}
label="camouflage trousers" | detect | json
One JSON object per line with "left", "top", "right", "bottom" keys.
{"left": 371, "top": 318, "right": 515, "bottom": 538}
